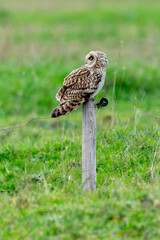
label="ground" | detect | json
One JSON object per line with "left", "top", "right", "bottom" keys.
{"left": 0, "top": 0, "right": 160, "bottom": 239}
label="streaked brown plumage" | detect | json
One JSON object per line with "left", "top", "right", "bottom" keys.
{"left": 51, "top": 50, "right": 108, "bottom": 118}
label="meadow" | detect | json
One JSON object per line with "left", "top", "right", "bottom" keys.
{"left": 0, "top": 0, "right": 160, "bottom": 239}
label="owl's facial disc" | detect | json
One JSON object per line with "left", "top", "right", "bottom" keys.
{"left": 85, "top": 52, "right": 97, "bottom": 66}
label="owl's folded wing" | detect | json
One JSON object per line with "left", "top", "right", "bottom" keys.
{"left": 56, "top": 66, "right": 93, "bottom": 102}
{"left": 63, "top": 66, "right": 91, "bottom": 87}
{"left": 56, "top": 65, "right": 102, "bottom": 103}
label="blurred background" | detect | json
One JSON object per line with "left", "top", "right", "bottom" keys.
{"left": 0, "top": 0, "right": 160, "bottom": 125}
{"left": 0, "top": 1, "right": 160, "bottom": 238}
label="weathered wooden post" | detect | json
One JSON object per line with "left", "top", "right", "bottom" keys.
{"left": 82, "top": 98, "right": 96, "bottom": 190}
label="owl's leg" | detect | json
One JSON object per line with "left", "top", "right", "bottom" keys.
{"left": 96, "top": 98, "right": 109, "bottom": 108}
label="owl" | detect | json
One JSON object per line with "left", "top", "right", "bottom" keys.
{"left": 51, "top": 50, "right": 108, "bottom": 118}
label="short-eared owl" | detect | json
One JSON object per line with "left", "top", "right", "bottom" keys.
{"left": 51, "top": 50, "right": 108, "bottom": 118}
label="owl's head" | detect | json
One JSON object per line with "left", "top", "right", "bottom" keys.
{"left": 85, "top": 51, "right": 108, "bottom": 69}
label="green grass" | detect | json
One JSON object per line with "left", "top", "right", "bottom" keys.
{"left": 0, "top": 0, "right": 160, "bottom": 239}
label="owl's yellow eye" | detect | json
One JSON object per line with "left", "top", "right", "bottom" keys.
{"left": 89, "top": 56, "right": 94, "bottom": 61}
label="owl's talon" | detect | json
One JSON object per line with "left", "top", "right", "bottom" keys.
{"left": 96, "top": 98, "right": 109, "bottom": 108}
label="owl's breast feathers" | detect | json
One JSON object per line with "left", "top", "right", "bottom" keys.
{"left": 51, "top": 66, "right": 104, "bottom": 118}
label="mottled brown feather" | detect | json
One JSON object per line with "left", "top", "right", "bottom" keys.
{"left": 56, "top": 66, "right": 101, "bottom": 103}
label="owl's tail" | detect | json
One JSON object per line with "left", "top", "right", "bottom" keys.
{"left": 51, "top": 100, "right": 83, "bottom": 118}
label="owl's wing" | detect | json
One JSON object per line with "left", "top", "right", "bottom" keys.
{"left": 56, "top": 66, "right": 97, "bottom": 102}
{"left": 63, "top": 66, "right": 90, "bottom": 87}
{"left": 51, "top": 66, "right": 102, "bottom": 118}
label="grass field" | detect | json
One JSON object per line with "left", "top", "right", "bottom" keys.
{"left": 0, "top": 0, "right": 160, "bottom": 239}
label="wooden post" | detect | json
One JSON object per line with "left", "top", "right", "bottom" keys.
{"left": 82, "top": 98, "right": 96, "bottom": 190}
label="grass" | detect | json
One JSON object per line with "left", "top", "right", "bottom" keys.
{"left": 0, "top": 0, "right": 160, "bottom": 239}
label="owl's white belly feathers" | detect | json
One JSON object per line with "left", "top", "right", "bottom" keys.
{"left": 91, "top": 70, "right": 106, "bottom": 97}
